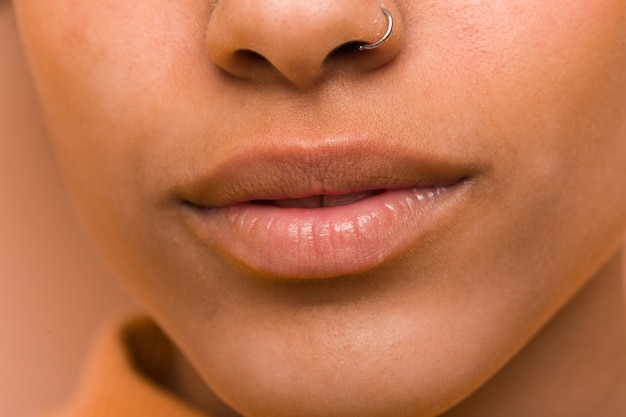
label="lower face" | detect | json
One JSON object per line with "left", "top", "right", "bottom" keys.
{"left": 14, "top": 0, "right": 626, "bottom": 416}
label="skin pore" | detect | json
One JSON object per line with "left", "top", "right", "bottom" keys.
{"left": 8, "top": 0, "right": 626, "bottom": 416}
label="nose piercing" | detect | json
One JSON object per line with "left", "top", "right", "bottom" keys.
{"left": 359, "top": 8, "right": 393, "bottom": 51}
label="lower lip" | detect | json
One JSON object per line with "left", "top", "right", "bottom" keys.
{"left": 183, "top": 184, "right": 468, "bottom": 279}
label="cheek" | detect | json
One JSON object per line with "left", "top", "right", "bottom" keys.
{"left": 495, "top": 2, "right": 626, "bottom": 236}
{"left": 12, "top": 1, "right": 209, "bottom": 289}
{"left": 400, "top": 0, "right": 626, "bottom": 183}
{"left": 439, "top": 0, "right": 626, "bottom": 218}
{"left": 387, "top": 0, "right": 626, "bottom": 329}
{"left": 15, "top": 0, "right": 211, "bottom": 144}
{"left": 14, "top": 0, "right": 213, "bottom": 225}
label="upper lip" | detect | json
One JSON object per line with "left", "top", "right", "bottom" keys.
{"left": 175, "top": 135, "right": 481, "bottom": 209}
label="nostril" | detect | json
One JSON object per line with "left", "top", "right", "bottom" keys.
{"left": 235, "top": 49, "right": 270, "bottom": 65}
{"left": 326, "top": 41, "right": 364, "bottom": 61}
{"left": 223, "top": 49, "right": 281, "bottom": 81}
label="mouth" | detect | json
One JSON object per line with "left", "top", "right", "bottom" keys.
{"left": 253, "top": 189, "right": 387, "bottom": 208}
{"left": 176, "top": 136, "right": 478, "bottom": 279}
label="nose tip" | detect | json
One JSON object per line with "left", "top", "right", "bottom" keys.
{"left": 206, "top": 1, "right": 403, "bottom": 88}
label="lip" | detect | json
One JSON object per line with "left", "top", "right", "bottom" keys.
{"left": 176, "top": 136, "right": 478, "bottom": 279}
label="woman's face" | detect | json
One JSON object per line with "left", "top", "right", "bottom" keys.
{"left": 14, "top": 0, "right": 626, "bottom": 416}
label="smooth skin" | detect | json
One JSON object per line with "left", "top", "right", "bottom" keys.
{"left": 9, "top": 0, "right": 626, "bottom": 416}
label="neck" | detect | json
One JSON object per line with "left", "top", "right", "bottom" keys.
{"left": 444, "top": 244, "right": 626, "bottom": 417}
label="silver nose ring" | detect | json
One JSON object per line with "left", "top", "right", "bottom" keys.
{"left": 359, "top": 8, "right": 393, "bottom": 51}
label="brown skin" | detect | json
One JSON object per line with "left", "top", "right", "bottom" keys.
{"left": 9, "top": 0, "right": 626, "bottom": 416}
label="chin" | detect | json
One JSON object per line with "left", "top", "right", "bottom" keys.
{"left": 170, "top": 297, "right": 512, "bottom": 417}
{"left": 199, "top": 360, "right": 475, "bottom": 417}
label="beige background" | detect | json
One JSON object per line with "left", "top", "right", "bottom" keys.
{"left": 1, "top": 4, "right": 136, "bottom": 416}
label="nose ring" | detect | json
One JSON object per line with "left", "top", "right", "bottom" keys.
{"left": 359, "top": 8, "right": 393, "bottom": 51}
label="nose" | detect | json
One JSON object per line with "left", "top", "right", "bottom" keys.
{"left": 206, "top": 1, "right": 404, "bottom": 88}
